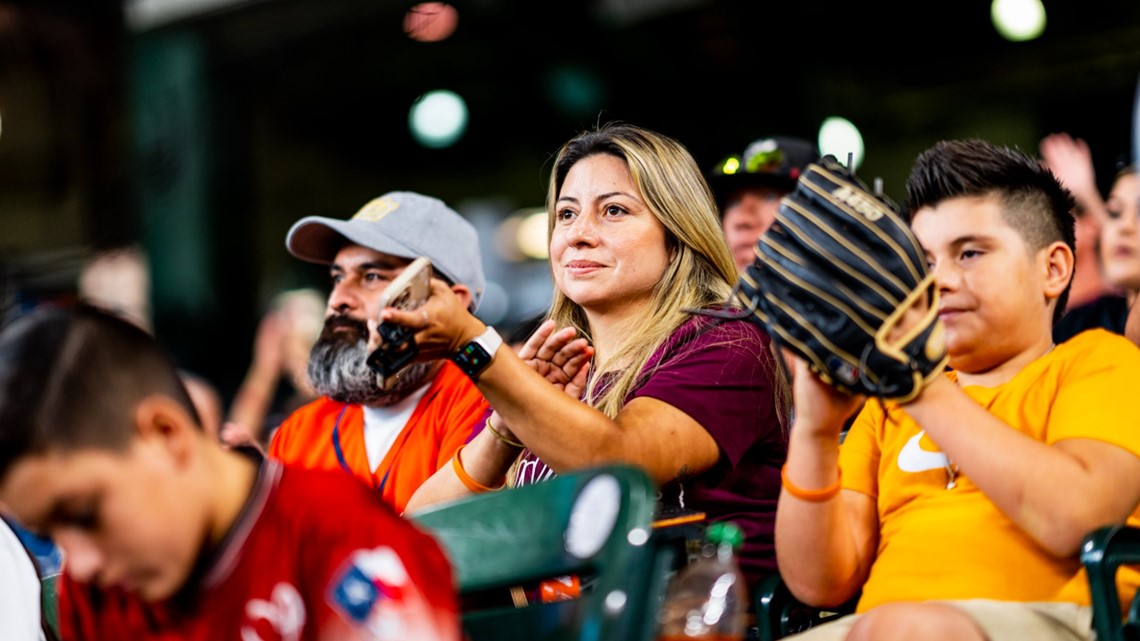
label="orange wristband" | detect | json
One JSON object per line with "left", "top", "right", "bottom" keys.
{"left": 452, "top": 445, "right": 502, "bottom": 494}
{"left": 781, "top": 464, "right": 842, "bottom": 502}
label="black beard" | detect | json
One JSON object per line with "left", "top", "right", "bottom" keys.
{"left": 307, "top": 315, "right": 435, "bottom": 406}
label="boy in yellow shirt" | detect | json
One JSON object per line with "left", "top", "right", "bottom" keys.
{"left": 777, "top": 139, "right": 1140, "bottom": 640}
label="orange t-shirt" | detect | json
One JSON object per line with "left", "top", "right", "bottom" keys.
{"left": 840, "top": 329, "right": 1140, "bottom": 612}
{"left": 269, "top": 361, "right": 488, "bottom": 513}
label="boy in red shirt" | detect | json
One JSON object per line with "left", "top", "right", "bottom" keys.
{"left": 0, "top": 304, "right": 460, "bottom": 641}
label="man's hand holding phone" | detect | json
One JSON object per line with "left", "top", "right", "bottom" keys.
{"left": 374, "top": 266, "right": 494, "bottom": 371}
{"left": 366, "top": 257, "right": 432, "bottom": 389}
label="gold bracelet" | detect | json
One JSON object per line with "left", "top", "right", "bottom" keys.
{"left": 486, "top": 414, "right": 525, "bottom": 449}
{"left": 781, "top": 464, "right": 842, "bottom": 502}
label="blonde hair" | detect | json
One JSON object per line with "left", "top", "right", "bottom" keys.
{"left": 545, "top": 123, "right": 741, "bottom": 417}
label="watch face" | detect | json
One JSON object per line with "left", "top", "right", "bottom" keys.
{"left": 464, "top": 342, "right": 490, "bottom": 365}
{"left": 456, "top": 342, "right": 492, "bottom": 377}
{"left": 453, "top": 328, "right": 502, "bottom": 380}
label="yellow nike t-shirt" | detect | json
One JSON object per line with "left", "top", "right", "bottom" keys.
{"left": 840, "top": 329, "right": 1140, "bottom": 612}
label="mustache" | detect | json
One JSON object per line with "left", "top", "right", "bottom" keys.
{"left": 319, "top": 314, "right": 368, "bottom": 341}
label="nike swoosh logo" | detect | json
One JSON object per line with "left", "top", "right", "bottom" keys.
{"left": 897, "top": 430, "right": 949, "bottom": 472}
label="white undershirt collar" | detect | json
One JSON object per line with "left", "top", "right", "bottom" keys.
{"left": 362, "top": 383, "right": 431, "bottom": 472}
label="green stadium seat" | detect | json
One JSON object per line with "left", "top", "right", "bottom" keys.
{"left": 411, "top": 464, "right": 677, "bottom": 641}
{"left": 1081, "top": 524, "right": 1140, "bottom": 641}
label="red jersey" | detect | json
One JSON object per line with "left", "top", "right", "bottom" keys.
{"left": 269, "top": 362, "right": 488, "bottom": 513}
{"left": 57, "top": 462, "right": 460, "bottom": 641}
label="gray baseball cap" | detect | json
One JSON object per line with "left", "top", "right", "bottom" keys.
{"left": 286, "top": 191, "right": 486, "bottom": 311}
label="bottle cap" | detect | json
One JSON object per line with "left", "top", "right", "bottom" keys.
{"left": 706, "top": 521, "right": 744, "bottom": 550}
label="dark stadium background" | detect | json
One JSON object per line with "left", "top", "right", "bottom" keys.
{"left": 2, "top": 0, "right": 1139, "bottom": 401}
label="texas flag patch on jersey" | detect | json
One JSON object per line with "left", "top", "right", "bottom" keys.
{"left": 328, "top": 547, "right": 410, "bottom": 636}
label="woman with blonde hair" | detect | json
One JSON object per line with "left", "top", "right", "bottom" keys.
{"left": 393, "top": 123, "right": 787, "bottom": 587}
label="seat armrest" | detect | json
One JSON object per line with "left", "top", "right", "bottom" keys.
{"left": 754, "top": 574, "right": 858, "bottom": 641}
{"left": 1081, "top": 524, "right": 1140, "bottom": 641}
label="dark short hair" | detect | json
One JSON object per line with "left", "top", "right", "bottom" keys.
{"left": 905, "top": 139, "right": 1076, "bottom": 325}
{"left": 0, "top": 304, "right": 200, "bottom": 484}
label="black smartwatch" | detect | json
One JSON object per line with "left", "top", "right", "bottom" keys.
{"left": 450, "top": 326, "right": 503, "bottom": 381}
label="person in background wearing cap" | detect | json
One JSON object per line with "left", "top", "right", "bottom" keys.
{"left": 267, "top": 191, "right": 490, "bottom": 514}
{"left": 707, "top": 136, "right": 820, "bottom": 272}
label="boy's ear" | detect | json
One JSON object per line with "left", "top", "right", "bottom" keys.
{"left": 1040, "top": 240, "right": 1075, "bottom": 301}
{"left": 132, "top": 395, "right": 200, "bottom": 467}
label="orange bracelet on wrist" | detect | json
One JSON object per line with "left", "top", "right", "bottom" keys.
{"left": 781, "top": 464, "right": 842, "bottom": 502}
{"left": 452, "top": 444, "right": 502, "bottom": 494}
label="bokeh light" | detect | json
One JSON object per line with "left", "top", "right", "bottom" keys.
{"left": 818, "top": 116, "right": 865, "bottom": 170}
{"left": 545, "top": 65, "right": 604, "bottom": 118}
{"left": 718, "top": 155, "right": 741, "bottom": 175}
{"left": 517, "top": 209, "right": 549, "bottom": 260}
{"left": 408, "top": 89, "right": 467, "bottom": 148}
{"left": 992, "top": 0, "right": 1046, "bottom": 42}
{"left": 404, "top": 2, "right": 458, "bottom": 43}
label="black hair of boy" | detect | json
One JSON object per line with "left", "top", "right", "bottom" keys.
{"left": 905, "top": 138, "right": 1077, "bottom": 325}
{"left": 0, "top": 304, "right": 201, "bottom": 484}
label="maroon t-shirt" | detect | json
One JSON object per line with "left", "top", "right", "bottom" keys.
{"left": 510, "top": 313, "right": 787, "bottom": 586}
{"left": 58, "top": 462, "right": 460, "bottom": 641}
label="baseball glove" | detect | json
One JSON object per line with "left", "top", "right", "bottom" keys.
{"left": 736, "top": 155, "right": 948, "bottom": 402}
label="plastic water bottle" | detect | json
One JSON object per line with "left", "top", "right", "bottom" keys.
{"left": 657, "top": 521, "right": 748, "bottom": 641}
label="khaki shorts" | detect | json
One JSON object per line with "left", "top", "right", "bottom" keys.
{"left": 785, "top": 600, "right": 1093, "bottom": 641}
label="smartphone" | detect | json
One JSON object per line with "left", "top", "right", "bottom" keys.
{"left": 377, "top": 256, "right": 432, "bottom": 314}
{"left": 367, "top": 257, "right": 432, "bottom": 388}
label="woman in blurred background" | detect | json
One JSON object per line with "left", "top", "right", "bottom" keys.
{"left": 1101, "top": 163, "right": 1140, "bottom": 346}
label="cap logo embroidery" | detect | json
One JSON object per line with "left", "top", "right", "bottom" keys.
{"left": 353, "top": 196, "right": 400, "bottom": 222}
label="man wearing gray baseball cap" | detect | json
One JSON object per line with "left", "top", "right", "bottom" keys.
{"left": 266, "top": 191, "right": 491, "bottom": 514}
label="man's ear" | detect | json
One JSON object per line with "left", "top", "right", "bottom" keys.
{"left": 450, "top": 283, "right": 474, "bottom": 312}
{"left": 132, "top": 395, "right": 200, "bottom": 468}
{"left": 1041, "top": 240, "right": 1075, "bottom": 301}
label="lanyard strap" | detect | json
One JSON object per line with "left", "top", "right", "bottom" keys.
{"left": 331, "top": 404, "right": 391, "bottom": 495}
